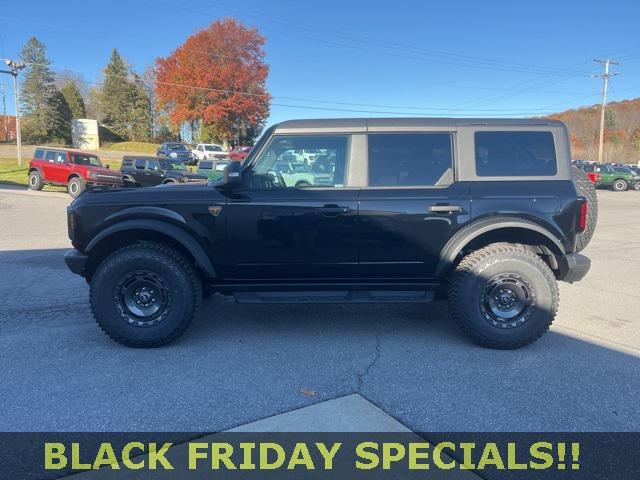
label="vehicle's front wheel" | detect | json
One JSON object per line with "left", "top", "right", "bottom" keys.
{"left": 67, "top": 176, "right": 85, "bottom": 198}
{"left": 28, "top": 170, "right": 44, "bottom": 191}
{"left": 612, "top": 179, "right": 628, "bottom": 191}
{"left": 633, "top": 180, "right": 640, "bottom": 191}
{"left": 448, "top": 244, "right": 559, "bottom": 349}
{"left": 89, "top": 243, "right": 202, "bottom": 347}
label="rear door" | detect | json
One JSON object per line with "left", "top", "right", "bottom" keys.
{"left": 43, "top": 150, "right": 71, "bottom": 184}
{"left": 357, "top": 132, "right": 471, "bottom": 279}
{"left": 222, "top": 134, "right": 359, "bottom": 280}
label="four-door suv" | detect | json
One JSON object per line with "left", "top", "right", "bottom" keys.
{"left": 28, "top": 147, "right": 123, "bottom": 198}
{"left": 156, "top": 142, "right": 194, "bottom": 164}
{"left": 121, "top": 156, "right": 207, "bottom": 186}
{"left": 581, "top": 163, "right": 639, "bottom": 191}
{"left": 64, "top": 118, "right": 596, "bottom": 350}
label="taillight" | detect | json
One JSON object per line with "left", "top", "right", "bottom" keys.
{"left": 578, "top": 198, "right": 588, "bottom": 232}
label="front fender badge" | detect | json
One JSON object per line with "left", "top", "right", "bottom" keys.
{"left": 208, "top": 205, "right": 223, "bottom": 216}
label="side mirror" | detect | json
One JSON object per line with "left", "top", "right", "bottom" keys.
{"left": 106, "top": 165, "right": 110, "bottom": 169}
{"left": 223, "top": 160, "right": 242, "bottom": 186}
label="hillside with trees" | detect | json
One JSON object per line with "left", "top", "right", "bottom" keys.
{"left": 546, "top": 98, "right": 640, "bottom": 164}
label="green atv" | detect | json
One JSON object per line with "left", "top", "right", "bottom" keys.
{"left": 583, "top": 164, "right": 640, "bottom": 191}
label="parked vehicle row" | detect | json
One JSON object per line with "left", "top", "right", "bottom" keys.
{"left": 27, "top": 143, "right": 255, "bottom": 197}
{"left": 572, "top": 160, "right": 640, "bottom": 191}
{"left": 28, "top": 147, "right": 124, "bottom": 198}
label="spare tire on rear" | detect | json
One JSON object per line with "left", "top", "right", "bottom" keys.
{"left": 572, "top": 166, "right": 597, "bottom": 252}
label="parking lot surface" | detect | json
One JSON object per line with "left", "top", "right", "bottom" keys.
{"left": 0, "top": 185, "right": 638, "bottom": 431}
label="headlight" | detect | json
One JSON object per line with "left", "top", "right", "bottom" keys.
{"left": 170, "top": 152, "right": 177, "bottom": 158}
{"left": 87, "top": 171, "right": 97, "bottom": 179}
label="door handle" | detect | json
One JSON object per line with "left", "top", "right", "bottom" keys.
{"left": 317, "top": 205, "right": 352, "bottom": 216}
{"left": 428, "top": 205, "right": 462, "bottom": 213}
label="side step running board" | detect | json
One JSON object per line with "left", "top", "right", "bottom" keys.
{"left": 233, "top": 290, "right": 434, "bottom": 304}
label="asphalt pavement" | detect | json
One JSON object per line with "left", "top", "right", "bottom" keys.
{"left": 0, "top": 185, "right": 638, "bottom": 432}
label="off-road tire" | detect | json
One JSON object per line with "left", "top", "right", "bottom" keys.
{"left": 448, "top": 243, "right": 559, "bottom": 349}
{"left": 634, "top": 180, "right": 640, "bottom": 191}
{"left": 89, "top": 243, "right": 202, "bottom": 347}
{"left": 612, "top": 178, "right": 628, "bottom": 192}
{"left": 571, "top": 166, "right": 598, "bottom": 252}
{"left": 67, "top": 176, "right": 85, "bottom": 198}
{"left": 28, "top": 170, "right": 44, "bottom": 191}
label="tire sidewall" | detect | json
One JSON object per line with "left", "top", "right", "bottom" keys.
{"left": 68, "top": 177, "right": 84, "bottom": 198}
{"left": 455, "top": 256, "right": 555, "bottom": 345}
{"left": 613, "top": 179, "right": 627, "bottom": 191}
{"left": 91, "top": 249, "right": 195, "bottom": 346}
{"left": 28, "top": 171, "right": 41, "bottom": 190}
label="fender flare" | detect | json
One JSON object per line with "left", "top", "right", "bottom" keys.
{"left": 86, "top": 219, "right": 217, "bottom": 279}
{"left": 434, "top": 217, "right": 566, "bottom": 277}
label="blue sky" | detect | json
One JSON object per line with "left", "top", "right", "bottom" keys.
{"left": 1, "top": 0, "right": 639, "bottom": 125}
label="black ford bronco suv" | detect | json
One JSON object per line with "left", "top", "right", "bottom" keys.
{"left": 65, "top": 118, "right": 596, "bottom": 349}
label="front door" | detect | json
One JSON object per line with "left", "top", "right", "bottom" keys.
{"left": 357, "top": 132, "right": 471, "bottom": 279}
{"left": 221, "top": 134, "right": 359, "bottom": 280}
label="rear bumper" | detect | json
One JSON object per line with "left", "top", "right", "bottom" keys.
{"left": 557, "top": 253, "right": 591, "bottom": 283}
{"left": 64, "top": 249, "right": 88, "bottom": 277}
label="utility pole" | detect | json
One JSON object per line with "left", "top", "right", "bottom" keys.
{"left": 1, "top": 59, "right": 26, "bottom": 166}
{"left": 1, "top": 80, "right": 7, "bottom": 142}
{"left": 592, "top": 58, "right": 619, "bottom": 163}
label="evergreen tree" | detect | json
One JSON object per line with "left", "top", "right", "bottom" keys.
{"left": 59, "top": 81, "right": 86, "bottom": 119}
{"left": 46, "top": 90, "right": 73, "bottom": 144}
{"left": 99, "top": 49, "right": 151, "bottom": 141}
{"left": 128, "top": 74, "right": 152, "bottom": 141}
{"left": 19, "top": 37, "right": 56, "bottom": 143}
{"left": 99, "top": 49, "right": 131, "bottom": 139}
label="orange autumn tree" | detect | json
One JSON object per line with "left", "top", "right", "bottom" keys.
{"left": 155, "top": 19, "right": 270, "bottom": 144}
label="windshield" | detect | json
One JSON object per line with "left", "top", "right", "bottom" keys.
{"left": 73, "top": 154, "right": 103, "bottom": 167}
{"left": 204, "top": 145, "right": 223, "bottom": 152}
{"left": 167, "top": 143, "right": 188, "bottom": 151}
{"left": 163, "top": 160, "right": 187, "bottom": 171}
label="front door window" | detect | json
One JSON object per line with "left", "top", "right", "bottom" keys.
{"left": 251, "top": 135, "right": 350, "bottom": 189}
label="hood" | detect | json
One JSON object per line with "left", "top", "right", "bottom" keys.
{"left": 71, "top": 181, "right": 222, "bottom": 207}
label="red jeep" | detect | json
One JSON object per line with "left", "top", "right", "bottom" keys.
{"left": 28, "top": 147, "right": 123, "bottom": 198}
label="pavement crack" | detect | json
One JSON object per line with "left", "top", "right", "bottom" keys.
{"left": 356, "top": 317, "right": 421, "bottom": 394}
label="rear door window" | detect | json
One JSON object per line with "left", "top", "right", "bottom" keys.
{"left": 475, "top": 131, "right": 557, "bottom": 177}
{"left": 367, "top": 133, "right": 453, "bottom": 187}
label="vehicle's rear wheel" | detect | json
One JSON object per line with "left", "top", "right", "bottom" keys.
{"left": 633, "top": 180, "right": 640, "bottom": 191}
{"left": 571, "top": 166, "right": 598, "bottom": 252}
{"left": 448, "top": 243, "right": 559, "bottom": 349}
{"left": 28, "top": 170, "right": 44, "bottom": 191}
{"left": 89, "top": 243, "right": 202, "bottom": 347}
{"left": 612, "top": 179, "right": 628, "bottom": 191}
{"left": 67, "top": 176, "right": 85, "bottom": 198}
{"left": 295, "top": 180, "right": 311, "bottom": 187}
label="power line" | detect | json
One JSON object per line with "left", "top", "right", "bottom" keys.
{"left": 17, "top": 60, "right": 579, "bottom": 116}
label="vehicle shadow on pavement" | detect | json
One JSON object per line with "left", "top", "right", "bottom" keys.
{"left": 1, "top": 247, "right": 638, "bottom": 432}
